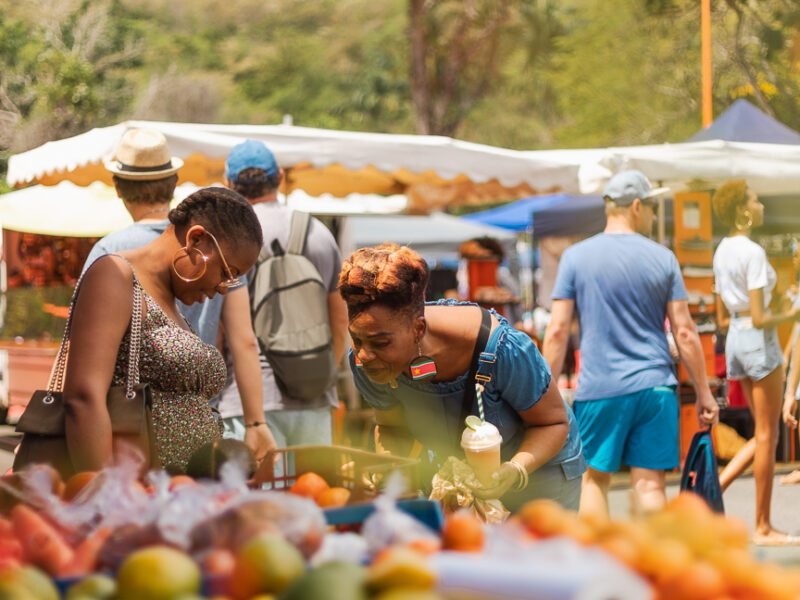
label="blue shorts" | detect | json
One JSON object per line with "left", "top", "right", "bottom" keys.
{"left": 573, "top": 386, "right": 679, "bottom": 472}
{"left": 726, "top": 318, "right": 783, "bottom": 382}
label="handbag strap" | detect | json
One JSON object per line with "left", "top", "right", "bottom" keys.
{"left": 458, "top": 308, "right": 492, "bottom": 438}
{"left": 48, "top": 257, "right": 145, "bottom": 400}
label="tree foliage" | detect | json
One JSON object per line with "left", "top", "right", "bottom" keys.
{"left": 0, "top": 0, "right": 798, "bottom": 168}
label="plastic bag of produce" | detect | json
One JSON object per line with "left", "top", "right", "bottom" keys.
{"left": 429, "top": 457, "right": 509, "bottom": 524}
{"left": 361, "top": 473, "right": 441, "bottom": 557}
{"left": 189, "top": 490, "right": 327, "bottom": 559}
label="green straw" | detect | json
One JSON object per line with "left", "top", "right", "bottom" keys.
{"left": 475, "top": 383, "right": 486, "bottom": 422}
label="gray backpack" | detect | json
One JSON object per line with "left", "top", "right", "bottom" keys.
{"left": 249, "top": 211, "right": 337, "bottom": 400}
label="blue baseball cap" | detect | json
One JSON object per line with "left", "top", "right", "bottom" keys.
{"left": 603, "top": 170, "right": 669, "bottom": 206}
{"left": 225, "top": 140, "right": 279, "bottom": 181}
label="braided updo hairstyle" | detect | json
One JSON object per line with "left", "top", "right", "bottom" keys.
{"left": 339, "top": 243, "right": 429, "bottom": 319}
{"left": 711, "top": 179, "right": 748, "bottom": 227}
{"left": 168, "top": 187, "right": 263, "bottom": 248}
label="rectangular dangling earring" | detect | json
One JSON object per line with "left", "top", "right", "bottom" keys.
{"left": 410, "top": 343, "right": 437, "bottom": 381}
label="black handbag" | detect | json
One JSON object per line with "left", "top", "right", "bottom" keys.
{"left": 13, "top": 274, "right": 157, "bottom": 478}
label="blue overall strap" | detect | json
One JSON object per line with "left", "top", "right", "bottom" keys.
{"left": 475, "top": 348, "right": 497, "bottom": 386}
{"left": 458, "top": 308, "right": 493, "bottom": 438}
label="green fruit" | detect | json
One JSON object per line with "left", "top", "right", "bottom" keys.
{"left": 231, "top": 534, "right": 305, "bottom": 598}
{"left": 186, "top": 439, "right": 256, "bottom": 479}
{"left": 366, "top": 548, "right": 436, "bottom": 592}
{"left": 465, "top": 415, "right": 482, "bottom": 430}
{"left": 375, "top": 589, "right": 444, "bottom": 600}
{"left": 66, "top": 574, "right": 116, "bottom": 600}
{"left": 117, "top": 546, "right": 200, "bottom": 600}
{"left": 0, "top": 566, "right": 59, "bottom": 600}
{"left": 280, "top": 562, "right": 367, "bottom": 600}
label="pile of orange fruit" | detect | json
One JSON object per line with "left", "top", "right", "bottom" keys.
{"left": 288, "top": 472, "right": 351, "bottom": 508}
{"left": 512, "top": 493, "right": 800, "bottom": 600}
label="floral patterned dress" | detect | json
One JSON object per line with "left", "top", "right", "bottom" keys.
{"left": 113, "top": 283, "right": 226, "bottom": 474}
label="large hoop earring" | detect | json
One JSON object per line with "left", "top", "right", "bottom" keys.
{"left": 735, "top": 209, "right": 753, "bottom": 232}
{"left": 172, "top": 246, "right": 208, "bottom": 282}
{"left": 409, "top": 341, "right": 437, "bottom": 381}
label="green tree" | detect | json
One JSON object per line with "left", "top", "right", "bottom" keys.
{"left": 2, "top": 0, "right": 143, "bottom": 152}
{"left": 408, "top": 0, "right": 565, "bottom": 138}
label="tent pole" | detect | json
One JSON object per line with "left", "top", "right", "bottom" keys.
{"left": 701, "top": 0, "right": 713, "bottom": 128}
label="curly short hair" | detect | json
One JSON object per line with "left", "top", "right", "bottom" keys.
{"left": 338, "top": 243, "right": 429, "bottom": 319}
{"left": 712, "top": 179, "right": 748, "bottom": 227}
{"left": 168, "top": 187, "right": 263, "bottom": 249}
{"left": 112, "top": 174, "right": 178, "bottom": 205}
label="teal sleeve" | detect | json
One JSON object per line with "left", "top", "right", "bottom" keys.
{"left": 488, "top": 327, "right": 552, "bottom": 412}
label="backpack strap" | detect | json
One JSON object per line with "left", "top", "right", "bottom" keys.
{"left": 286, "top": 211, "right": 311, "bottom": 256}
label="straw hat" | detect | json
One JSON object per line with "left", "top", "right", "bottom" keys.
{"left": 104, "top": 128, "right": 183, "bottom": 180}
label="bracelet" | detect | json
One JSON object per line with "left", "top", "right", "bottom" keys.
{"left": 245, "top": 421, "right": 267, "bottom": 428}
{"left": 508, "top": 459, "right": 529, "bottom": 491}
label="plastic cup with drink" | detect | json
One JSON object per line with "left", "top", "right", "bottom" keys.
{"left": 461, "top": 415, "right": 502, "bottom": 488}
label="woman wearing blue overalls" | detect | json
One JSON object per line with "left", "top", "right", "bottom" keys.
{"left": 338, "top": 243, "right": 585, "bottom": 511}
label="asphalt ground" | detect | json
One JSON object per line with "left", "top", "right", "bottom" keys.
{"left": 2, "top": 425, "right": 799, "bottom": 566}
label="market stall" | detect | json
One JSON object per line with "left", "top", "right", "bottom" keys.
{"left": 6, "top": 121, "right": 581, "bottom": 211}
{"left": 0, "top": 181, "right": 410, "bottom": 423}
{"left": 0, "top": 449, "right": 796, "bottom": 599}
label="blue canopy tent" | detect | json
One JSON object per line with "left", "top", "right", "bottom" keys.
{"left": 461, "top": 193, "right": 605, "bottom": 237}
{"left": 688, "top": 99, "right": 800, "bottom": 145}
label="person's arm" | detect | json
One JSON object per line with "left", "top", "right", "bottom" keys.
{"left": 509, "top": 380, "right": 570, "bottom": 472}
{"left": 327, "top": 291, "right": 349, "bottom": 365}
{"left": 749, "top": 287, "right": 800, "bottom": 330}
{"left": 542, "top": 299, "right": 575, "bottom": 379}
{"left": 221, "top": 286, "right": 277, "bottom": 461}
{"left": 666, "top": 300, "right": 719, "bottom": 428}
{"left": 473, "top": 379, "right": 569, "bottom": 499}
{"left": 715, "top": 292, "right": 730, "bottom": 333}
{"left": 63, "top": 257, "right": 135, "bottom": 470}
{"left": 783, "top": 325, "right": 798, "bottom": 364}
{"left": 784, "top": 339, "right": 800, "bottom": 429}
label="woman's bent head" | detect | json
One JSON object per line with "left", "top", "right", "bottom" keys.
{"left": 168, "top": 187, "right": 263, "bottom": 305}
{"left": 339, "top": 244, "right": 429, "bottom": 385}
{"left": 339, "top": 243, "right": 429, "bottom": 319}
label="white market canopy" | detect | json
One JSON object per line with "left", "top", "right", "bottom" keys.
{"left": 6, "top": 121, "right": 580, "bottom": 200}
{"left": 598, "top": 140, "right": 800, "bottom": 197}
{"left": 0, "top": 181, "right": 408, "bottom": 237}
{"left": 0, "top": 182, "right": 133, "bottom": 237}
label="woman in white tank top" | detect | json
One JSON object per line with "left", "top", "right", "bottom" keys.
{"left": 712, "top": 180, "right": 800, "bottom": 546}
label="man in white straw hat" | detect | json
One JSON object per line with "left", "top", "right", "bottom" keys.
{"left": 103, "top": 128, "right": 184, "bottom": 182}
{"left": 543, "top": 169, "right": 719, "bottom": 518}
{"left": 83, "top": 128, "right": 277, "bottom": 463}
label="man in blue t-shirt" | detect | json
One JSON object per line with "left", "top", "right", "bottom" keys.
{"left": 543, "top": 170, "right": 719, "bottom": 517}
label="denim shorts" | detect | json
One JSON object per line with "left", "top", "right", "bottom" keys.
{"left": 725, "top": 318, "right": 783, "bottom": 382}
{"left": 573, "top": 386, "right": 679, "bottom": 472}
